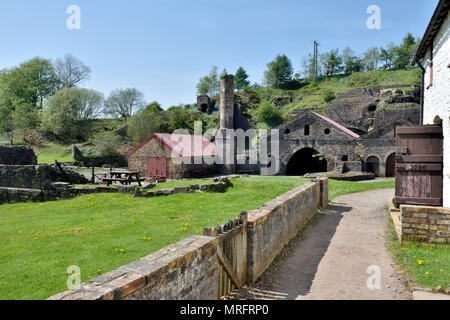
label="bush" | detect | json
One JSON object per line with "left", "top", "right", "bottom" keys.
{"left": 322, "top": 89, "right": 336, "bottom": 103}
{"left": 92, "top": 131, "right": 122, "bottom": 157}
{"left": 255, "top": 101, "right": 283, "bottom": 126}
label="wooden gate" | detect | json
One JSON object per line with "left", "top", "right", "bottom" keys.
{"left": 204, "top": 212, "right": 248, "bottom": 300}
{"left": 147, "top": 157, "right": 167, "bottom": 178}
{"left": 395, "top": 126, "right": 443, "bottom": 207}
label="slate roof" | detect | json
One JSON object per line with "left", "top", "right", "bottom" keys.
{"left": 311, "top": 112, "right": 361, "bottom": 139}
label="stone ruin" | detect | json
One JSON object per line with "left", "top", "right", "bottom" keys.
{"left": 0, "top": 146, "right": 37, "bottom": 165}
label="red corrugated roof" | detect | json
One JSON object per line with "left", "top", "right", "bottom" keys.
{"left": 127, "top": 133, "right": 216, "bottom": 158}
{"left": 312, "top": 112, "right": 361, "bottom": 139}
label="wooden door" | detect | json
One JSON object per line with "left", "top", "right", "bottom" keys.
{"left": 395, "top": 126, "right": 443, "bottom": 207}
{"left": 147, "top": 158, "right": 167, "bottom": 178}
{"left": 386, "top": 153, "right": 396, "bottom": 177}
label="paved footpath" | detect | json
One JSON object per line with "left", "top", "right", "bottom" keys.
{"left": 243, "top": 188, "right": 410, "bottom": 300}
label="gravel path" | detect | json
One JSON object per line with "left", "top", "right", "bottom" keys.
{"left": 231, "top": 188, "right": 410, "bottom": 300}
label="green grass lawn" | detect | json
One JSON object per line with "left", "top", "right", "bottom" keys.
{"left": 0, "top": 177, "right": 395, "bottom": 300}
{"left": 387, "top": 217, "right": 450, "bottom": 289}
{"left": 35, "top": 142, "right": 74, "bottom": 164}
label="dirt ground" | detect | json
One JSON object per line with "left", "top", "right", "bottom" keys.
{"left": 229, "top": 188, "right": 410, "bottom": 300}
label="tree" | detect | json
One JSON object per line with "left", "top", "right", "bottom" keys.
{"left": 320, "top": 49, "right": 343, "bottom": 76}
{"left": 196, "top": 66, "right": 220, "bottom": 97}
{"left": 234, "top": 67, "right": 251, "bottom": 91}
{"left": 54, "top": 54, "right": 91, "bottom": 89}
{"left": 92, "top": 131, "right": 122, "bottom": 157}
{"left": 380, "top": 42, "right": 395, "bottom": 70}
{"left": 363, "top": 47, "right": 381, "bottom": 71}
{"left": 263, "top": 55, "right": 293, "bottom": 88}
{"left": 76, "top": 88, "right": 104, "bottom": 120}
{"left": 392, "top": 33, "right": 418, "bottom": 69}
{"left": 342, "top": 47, "right": 360, "bottom": 74}
{"left": 145, "top": 101, "right": 163, "bottom": 113}
{"left": 1, "top": 57, "right": 58, "bottom": 109}
{"left": 104, "top": 88, "right": 145, "bottom": 119}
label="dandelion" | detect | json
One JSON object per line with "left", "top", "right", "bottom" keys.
{"left": 441, "top": 269, "right": 444, "bottom": 272}
{"left": 425, "top": 272, "right": 429, "bottom": 275}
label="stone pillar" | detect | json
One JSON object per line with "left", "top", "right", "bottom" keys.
{"left": 216, "top": 75, "right": 236, "bottom": 174}
{"left": 220, "top": 75, "right": 235, "bottom": 130}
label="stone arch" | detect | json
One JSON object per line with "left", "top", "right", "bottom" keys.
{"left": 365, "top": 155, "right": 382, "bottom": 177}
{"left": 286, "top": 148, "right": 328, "bottom": 176}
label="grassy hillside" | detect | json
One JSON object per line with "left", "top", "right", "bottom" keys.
{"left": 239, "top": 69, "right": 421, "bottom": 129}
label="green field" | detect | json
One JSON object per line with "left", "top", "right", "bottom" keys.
{"left": 0, "top": 177, "right": 395, "bottom": 300}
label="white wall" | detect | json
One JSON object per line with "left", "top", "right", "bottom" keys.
{"left": 423, "top": 13, "right": 450, "bottom": 208}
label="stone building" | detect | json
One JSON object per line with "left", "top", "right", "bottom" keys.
{"left": 275, "top": 110, "right": 398, "bottom": 177}
{"left": 127, "top": 133, "right": 216, "bottom": 179}
{"left": 412, "top": 0, "right": 450, "bottom": 207}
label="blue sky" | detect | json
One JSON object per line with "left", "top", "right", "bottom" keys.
{"left": 0, "top": 0, "right": 439, "bottom": 109}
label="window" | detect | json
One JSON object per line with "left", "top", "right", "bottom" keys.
{"left": 324, "top": 128, "right": 331, "bottom": 135}
{"left": 341, "top": 155, "right": 348, "bottom": 161}
{"left": 304, "top": 125, "right": 310, "bottom": 136}
{"left": 285, "top": 128, "right": 291, "bottom": 135}
{"left": 427, "top": 46, "right": 434, "bottom": 89}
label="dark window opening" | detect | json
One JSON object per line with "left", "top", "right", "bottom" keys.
{"left": 304, "top": 125, "right": 310, "bottom": 136}
{"left": 286, "top": 148, "right": 328, "bottom": 176}
{"left": 366, "top": 156, "right": 380, "bottom": 177}
{"left": 341, "top": 155, "right": 349, "bottom": 161}
{"left": 368, "top": 105, "right": 377, "bottom": 112}
{"left": 285, "top": 128, "right": 291, "bottom": 135}
{"left": 324, "top": 128, "right": 331, "bottom": 135}
{"left": 200, "top": 104, "right": 208, "bottom": 112}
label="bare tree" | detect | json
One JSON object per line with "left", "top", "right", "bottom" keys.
{"left": 104, "top": 88, "right": 145, "bottom": 119}
{"left": 54, "top": 54, "right": 91, "bottom": 88}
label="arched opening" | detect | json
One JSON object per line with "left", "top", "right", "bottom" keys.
{"left": 366, "top": 156, "right": 381, "bottom": 177}
{"left": 200, "top": 104, "right": 208, "bottom": 113}
{"left": 286, "top": 148, "right": 328, "bottom": 176}
{"left": 386, "top": 153, "right": 396, "bottom": 177}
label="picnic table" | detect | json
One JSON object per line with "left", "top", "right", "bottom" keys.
{"left": 102, "top": 171, "right": 143, "bottom": 186}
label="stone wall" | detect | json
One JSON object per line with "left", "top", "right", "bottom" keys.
{"left": 0, "top": 165, "right": 55, "bottom": 189}
{"left": 0, "top": 146, "right": 37, "bottom": 165}
{"left": 246, "top": 179, "right": 325, "bottom": 283}
{"left": 49, "top": 236, "right": 218, "bottom": 300}
{"left": 49, "top": 178, "right": 328, "bottom": 300}
{"left": 0, "top": 181, "right": 229, "bottom": 205}
{"left": 401, "top": 205, "right": 450, "bottom": 244}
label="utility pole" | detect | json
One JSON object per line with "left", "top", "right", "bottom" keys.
{"left": 313, "top": 41, "right": 320, "bottom": 79}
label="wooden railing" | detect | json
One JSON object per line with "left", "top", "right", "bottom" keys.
{"left": 203, "top": 211, "right": 248, "bottom": 299}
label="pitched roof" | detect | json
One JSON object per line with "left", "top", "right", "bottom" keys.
{"left": 311, "top": 112, "right": 361, "bottom": 139}
{"left": 127, "top": 133, "right": 216, "bottom": 158}
{"left": 413, "top": 0, "right": 450, "bottom": 62}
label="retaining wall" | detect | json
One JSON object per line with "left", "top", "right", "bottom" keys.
{"left": 246, "top": 179, "right": 325, "bottom": 283}
{"left": 401, "top": 205, "right": 450, "bottom": 244}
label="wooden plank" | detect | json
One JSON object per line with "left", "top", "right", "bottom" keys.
{"left": 396, "top": 163, "right": 443, "bottom": 171}
{"left": 217, "top": 248, "right": 243, "bottom": 288}
{"left": 397, "top": 126, "right": 443, "bottom": 135}
{"left": 395, "top": 197, "right": 442, "bottom": 206}
{"left": 399, "top": 155, "right": 443, "bottom": 163}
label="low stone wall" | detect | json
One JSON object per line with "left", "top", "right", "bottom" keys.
{"left": 49, "top": 236, "right": 218, "bottom": 300}
{"left": 49, "top": 178, "right": 329, "bottom": 300}
{"left": 401, "top": 205, "right": 450, "bottom": 244}
{"left": 246, "top": 178, "right": 325, "bottom": 283}
{"left": 0, "top": 165, "right": 55, "bottom": 189}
